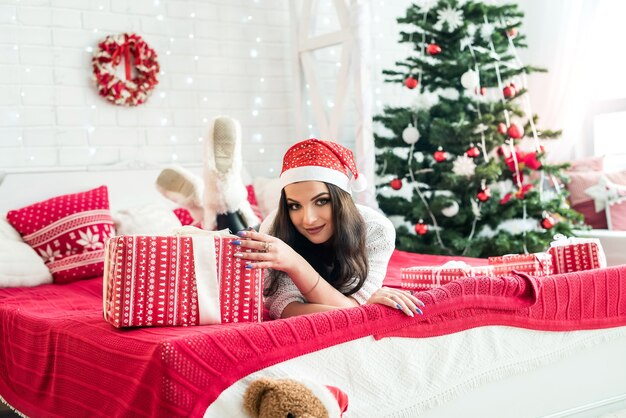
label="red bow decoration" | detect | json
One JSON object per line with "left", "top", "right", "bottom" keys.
{"left": 499, "top": 184, "right": 534, "bottom": 204}
{"left": 505, "top": 150, "right": 542, "bottom": 183}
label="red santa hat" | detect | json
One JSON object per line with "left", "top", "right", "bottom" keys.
{"left": 279, "top": 138, "right": 367, "bottom": 194}
{"left": 305, "top": 381, "right": 349, "bottom": 417}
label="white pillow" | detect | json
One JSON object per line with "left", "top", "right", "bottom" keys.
{"left": 0, "top": 239, "right": 53, "bottom": 288}
{"left": 252, "top": 177, "right": 282, "bottom": 218}
{"left": 114, "top": 203, "right": 183, "bottom": 236}
{"left": 0, "top": 214, "right": 53, "bottom": 288}
{"left": 0, "top": 214, "right": 23, "bottom": 241}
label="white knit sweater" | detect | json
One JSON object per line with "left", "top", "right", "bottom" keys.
{"left": 260, "top": 204, "right": 396, "bottom": 319}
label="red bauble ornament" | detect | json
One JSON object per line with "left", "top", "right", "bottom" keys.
{"left": 390, "top": 178, "right": 403, "bottom": 190}
{"left": 507, "top": 123, "right": 524, "bottom": 139}
{"left": 426, "top": 43, "right": 442, "bottom": 55}
{"left": 503, "top": 84, "right": 516, "bottom": 99}
{"left": 405, "top": 76, "right": 418, "bottom": 89}
{"left": 466, "top": 144, "right": 480, "bottom": 158}
{"left": 541, "top": 213, "right": 556, "bottom": 229}
{"left": 497, "top": 122, "right": 507, "bottom": 135}
{"left": 506, "top": 27, "right": 518, "bottom": 38}
{"left": 473, "top": 86, "right": 486, "bottom": 95}
{"left": 414, "top": 219, "right": 428, "bottom": 236}
{"left": 434, "top": 147, "right": 448, "bottom": 163}
{"left": 477, "top": 187, "right": 491, "bottom": 202}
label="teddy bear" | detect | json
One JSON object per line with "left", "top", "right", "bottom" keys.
{"left": 243, "top": 377, "right": 348, "bottom": 418}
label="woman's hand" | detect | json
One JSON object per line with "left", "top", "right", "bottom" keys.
{"left": 230, "top": 229, "right": 301, "bottom": 274}
{"left": 367, "top": 286, "right": 425, "bottom": 317}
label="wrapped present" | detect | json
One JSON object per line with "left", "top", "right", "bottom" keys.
{"left": 548, "top": 234, "right": 607, "bottom": 274}
{"left": 488, "top": 252, "right": 554, "bottom": 276}
{"left": 401, "top": 261, "right": 494, "bottom": 291}
{"left": 103, "top": 227, "right": 263, "bottom": 327}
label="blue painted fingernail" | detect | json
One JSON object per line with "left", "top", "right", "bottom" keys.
{"left": 247, "top": 226, "right": 255, "bottom": 231}
{"left": 237, "top": 231, "right": 247, "bottom": 237}
{"left": 415, "top": 307, "right": 423, "bottom": 315}
{"left": 417, "top": 299, "right": 425, "bottom": 307}
{"left": 230, "top": 240, "right": 241, "bottom": 245}
{"left": 396, "top": 303, "right": 402, "bottom": 310}
{"left": 245, "top": 263, "right": 253, "bottom": 269}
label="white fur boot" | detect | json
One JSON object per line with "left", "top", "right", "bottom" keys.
{"left": 155, "top": 166, "right": 205, "bottom": 224}
{"left": 203, "top": 116, "right": 261, "bottom": 231}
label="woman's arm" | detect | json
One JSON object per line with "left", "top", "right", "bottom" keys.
{"left": 281, "top": 301, "right": 343, "bottom": 318}
{"left": 233, "top": 229, "right": 359, "bottom": 310}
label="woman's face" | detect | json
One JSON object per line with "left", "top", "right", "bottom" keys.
{"left": 283, "top": 181, "right": 334, "bottom": 244}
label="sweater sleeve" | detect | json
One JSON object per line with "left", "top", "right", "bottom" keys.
{"left": 349, "top": 205, "right": 396, "bottom": 305}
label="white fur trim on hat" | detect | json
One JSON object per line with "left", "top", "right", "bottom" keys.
{"left": 280, "top": 165, "right": 351, "bottom": 194}
{"left": 300, "top": 379, "right": 342, "bottom": 418}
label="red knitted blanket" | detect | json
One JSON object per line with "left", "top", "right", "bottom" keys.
{"left": 1, "top": 253, "right": 625, "bottom": 418}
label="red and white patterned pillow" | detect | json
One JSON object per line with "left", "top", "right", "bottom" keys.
{"left": 246, "top": 184, "right": 264, "bottom": 221}
{"left": 6, "top": 185, "right": 115, "bottom": 284}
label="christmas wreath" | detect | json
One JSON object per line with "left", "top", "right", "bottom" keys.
{"left": 92, "top": 33, "right": 160, "bottom": 106}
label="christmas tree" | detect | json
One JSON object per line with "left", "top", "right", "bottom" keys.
{"left": 374, "top": 0, "right": 584, "bottom": 258}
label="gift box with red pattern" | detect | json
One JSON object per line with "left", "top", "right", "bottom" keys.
{"left": 548, "top": 234, "right": 607, "bottom": 274}
{"left": 103, "top": 228, "right": 263, "bottom": 327}
{"left": 488, "top": 252, "right": 554, "bottom": 276}
{"left": 401, "top": 261, "right": 494, "bottom": 291}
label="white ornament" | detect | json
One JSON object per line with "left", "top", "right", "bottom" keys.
{"left": 480, "top": 23, "right": 495, "bottom": 41}
{"left": 466, "top": 23, "right": 477, "bottom": 37}
{"left": 452, "top": 155, "right": 476, "bottom": 177}
{"left": 441, "top": 201, "right": 460, "bottom": 217}
{"left": 434, "top": 6, "right": 464, "bottom": 32}
{"left": 402, "top": 124, "right": 420, "bottom": 144}
{"left": 413, "top": 151, "right": 425, "bottom": 163}
{"left": 460, "top": 69, "right": 479, "bottom": 89}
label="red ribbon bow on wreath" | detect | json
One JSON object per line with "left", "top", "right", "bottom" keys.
{"left": 92, "top": 33, "right": 159, "bottom": 106}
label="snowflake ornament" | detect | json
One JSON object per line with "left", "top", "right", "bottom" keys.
{"left": 452, "top": 155, "right": 476, "bottom": 177}
{"left": 434, "top": 6, "right": 464, "bottom": 32}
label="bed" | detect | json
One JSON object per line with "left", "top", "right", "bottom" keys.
{"left": 1, "top": 169, "right": 626, "bottom": 418}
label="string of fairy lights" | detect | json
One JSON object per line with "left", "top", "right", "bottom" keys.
{"left": 7, "top": 0, "right": 276, "bottom": 173}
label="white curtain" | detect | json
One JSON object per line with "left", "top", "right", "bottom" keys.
{"left": 351, "top": 0, "right": 378, "bottom": 208}
{"left": 518, "top": 0, "right": 626, "bottom": 163}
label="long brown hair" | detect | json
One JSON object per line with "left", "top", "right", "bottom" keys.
{"left": 264, "top": 183, "right": 369, "bottom": 297}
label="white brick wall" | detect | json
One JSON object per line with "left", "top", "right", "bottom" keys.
{"left": 0, "top": 0, "right": 293, "bottom": 176}
{"left": 0, "top": 0, "right": 561, "bottom": 180}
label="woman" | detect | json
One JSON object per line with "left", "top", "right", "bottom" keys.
{"left": 232, "top": 139, "right": 424, "bottom": 319}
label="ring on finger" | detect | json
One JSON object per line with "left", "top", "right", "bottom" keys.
{"left": 262, "top": 242, "right": 271, "bottom": 252}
